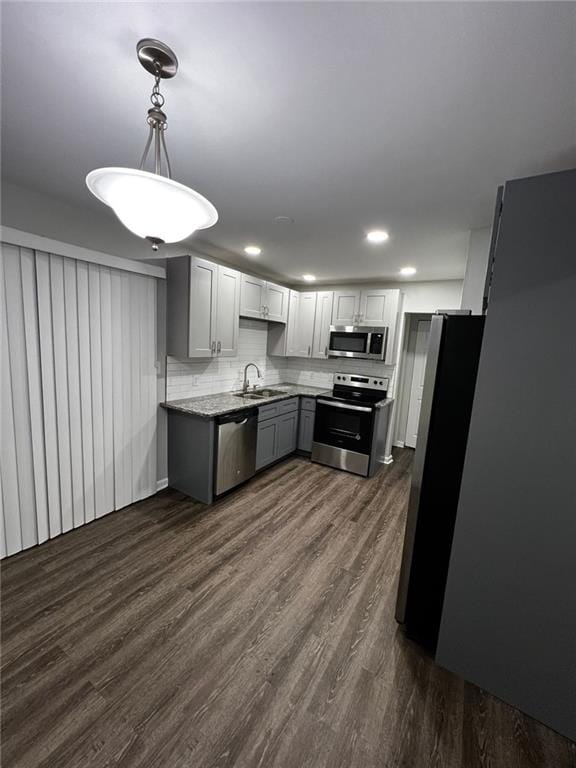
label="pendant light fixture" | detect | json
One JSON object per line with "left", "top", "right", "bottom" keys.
{"left": 86, "top": 39, "right": 218, "bottom": 251}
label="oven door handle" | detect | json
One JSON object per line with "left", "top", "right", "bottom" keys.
{"left": 317, "top": 399, "right": 373, "bottom": 413}
{"left": 329, "top": 427, "right": 362, "bottom": 440}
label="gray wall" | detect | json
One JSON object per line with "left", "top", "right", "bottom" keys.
{"left": 460, "top": 227, "right": 491, "bottom": 314}
{"left": 437, "top": 169, "right": 576, "bottom": 741}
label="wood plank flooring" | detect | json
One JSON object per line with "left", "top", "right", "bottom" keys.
{"left": 2, "top": 450, "right": 575, "bottom": 768}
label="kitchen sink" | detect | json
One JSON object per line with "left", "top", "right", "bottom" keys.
{"left": 234, "top": 393, "right": 266, "bottom": 400}
{"left": 233, "top": 388, "right": 287, "bottom": 400}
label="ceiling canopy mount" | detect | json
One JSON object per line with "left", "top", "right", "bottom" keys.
{"left": 136, "top": 38, "right": 178, "bottom": 79}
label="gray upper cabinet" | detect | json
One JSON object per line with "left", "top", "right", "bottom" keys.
{"left": 265, "top": 282, "right": 289, "bottom": 323}
{"left": 268, "top": 290, "right": 332, "bottom": 359}
{"left": 240, "top": 274, "right": 289, "bottom": 323}
{"left": 240, "top": 274, "right": 266, "bottom": 319}
{"left": 312, "top": 291, "right": 334, "bottom": 358}
{"left": 166, "top": 255, "right": 240, "bottom": 359}
{"left": 215, "top": 265, "right": 241, "bottom": 356}
{"left": 358, "top": 288, "right": 399, "bottom": 329}
{"left": 267, "top": 289, "right": 300, "bottom": 357}
{"left": 295, "top": 292, "right": 317, "bottom": 357}
{"left": 331, "top": 287, "right": 402, "bottom": 364}
{"left": 332, "top": 289, "right": 360, "bottom": 325}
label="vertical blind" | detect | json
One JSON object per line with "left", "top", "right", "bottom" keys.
{"left": 0, "top": 242, "right": 158, "bottom": 558}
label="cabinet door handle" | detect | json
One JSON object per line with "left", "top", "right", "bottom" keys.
{"left": 324, "top": 346, "right": 328, "bottom": 357}
{"left": 308, "top": 345, "right": 311, "bottom": 356}
{"left": 217, "top": 340, "right": 222, "bottom": 353}
{"left": 211, "top": 341, "right": 216, "bottom": 353}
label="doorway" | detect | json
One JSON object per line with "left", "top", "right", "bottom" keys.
{"left": 404, "top": 319, "right": 431, "bottom": 448}
{"left": 395, "top": 313, "right": 432, "bottom": 450}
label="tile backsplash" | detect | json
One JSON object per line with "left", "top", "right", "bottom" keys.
{"left": 166, "top": 318, "right": 396, "bottom": 401}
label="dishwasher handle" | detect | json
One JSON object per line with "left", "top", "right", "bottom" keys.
{"left": 217, "top": 409, "right": 258, "bottom": 425}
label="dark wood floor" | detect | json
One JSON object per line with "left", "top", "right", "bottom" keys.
{"left": 2, "top": 450, "right": 574, "bottom": 768}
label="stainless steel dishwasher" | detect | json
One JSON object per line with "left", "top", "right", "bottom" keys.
{"left": 214, "top": 409, "right": 258, "bottom": 496}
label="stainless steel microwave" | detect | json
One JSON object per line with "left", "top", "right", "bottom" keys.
{"left": 328, "top": 325, "right": 388, "bottom": 361}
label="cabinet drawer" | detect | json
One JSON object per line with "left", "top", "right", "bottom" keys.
{"left": 258, "top": 402, "right": 281, "bottom": 422}
{"left": 259, "top": 397, "right": 298, "bottom": 422}
{"left": 278, "top": 397, "right": 298, "bottom": 415}
{"left": 300, "top": 397, "right": 316, "bottom": 412}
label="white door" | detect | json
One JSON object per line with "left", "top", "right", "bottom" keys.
{"left": 265, "top": 282, "right": 289, "bottom": 323}
{"left": 405, "top": 320, "right": 431, "bottom": 449}
{"left": 312, "top": 291, "right": 333, "bottom": 358}
{"left": 296, "top": 292, "right": 317, "bottom": 357}
{"left": 189, "top": 256, "right": 217, "bottom": 357}
{"left": 240, "top": 273, "right": 266, "bottom": 319}
{"left": 332, "top": 289, "right": 360, "bottom": 325}
{"left": 215, "top": 265, "right": 240, "bottom": 357}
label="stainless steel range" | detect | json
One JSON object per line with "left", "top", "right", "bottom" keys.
{"left": 311, "top": 372, "right": 392, "bottom": 477}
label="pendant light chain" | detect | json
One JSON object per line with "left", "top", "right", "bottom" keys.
{"left": 138, "top": 59, "right": 172, "bottom": 179}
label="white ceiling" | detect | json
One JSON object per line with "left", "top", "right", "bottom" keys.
{"left": 2, "top": 2, "right": 575, "bottom": 283}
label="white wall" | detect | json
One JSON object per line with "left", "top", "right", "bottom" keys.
{"left": 460, "top": 227, "right": 491, "bottom": 314}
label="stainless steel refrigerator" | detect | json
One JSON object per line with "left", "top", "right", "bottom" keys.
{"left": 395, "top": 311, "right": 485, "bottom": 653}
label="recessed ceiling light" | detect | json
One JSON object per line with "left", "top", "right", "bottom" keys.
{"left": 400, "top": 266, "right": 417, "bottom": 276}
{"left": 366, "top": 230, "right": 389, "bottom": 244}
{"left": 244, "top": 245, "right": 262, "bottom": 256}
{"left": 302, "top": 274, "right": 316, "bottom": 282}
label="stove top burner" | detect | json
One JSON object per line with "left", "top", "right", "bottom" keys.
{"left": 326, "top": 372, "right": 390, "bottom": 408}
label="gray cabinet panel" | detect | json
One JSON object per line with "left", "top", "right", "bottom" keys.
{"left": 258, "top": 402, "right": 281, "bottom": 422}
{"left": 256, "top": 419, "right": 278, "bottom": 470}
{"left": 300, "top": 397, "right": 316, "bottom": 412}
{"left": 167, "top": 411, "right": 214, "bottom": 503}
{"left": 278, "top": 397, "right": 298, "bottom": 415}
{"left": 277, "top": 412, "right": 298, "bottom": 458}
{"left": 298, "top": 409, "right": 315, "bottom": 452}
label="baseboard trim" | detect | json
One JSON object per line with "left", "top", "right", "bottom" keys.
{"left": 156, "top": 478, "right": 168, "bottom": 492}
{"left": 393, "top": 440, "right": 405, "bottom": 448}
{"left": 383, "top": 454, "right": 394, "bottom": 465}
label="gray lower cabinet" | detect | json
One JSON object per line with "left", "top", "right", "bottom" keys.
{"left": 256, "top": 419, "right": 278, "bottom": 470}
{"left": 277, "top": 411, "right": 298, "bottom": 457}
{"left": 297, "top": 397, "right": 316, "bottom": 452}
{"left": 256, "top": 397, "right": 299, "bottom": 470}
{"left": 298, "top": 410, "right": 315, "bottom": 452}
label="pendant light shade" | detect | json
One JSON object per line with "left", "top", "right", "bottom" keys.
{"left": 86, "top": 39, "right": 218, "bottom": 250}
{"left": 86, "top": 167, "right": 218, "bottom": 244}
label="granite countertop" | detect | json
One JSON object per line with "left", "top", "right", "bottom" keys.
{"left": 162, "top": 383, "right": 331, "bottom": 419}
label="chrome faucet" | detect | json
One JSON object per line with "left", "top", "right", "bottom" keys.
{"left": 242, "top": 363, "right": 262, "bottom": 393}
